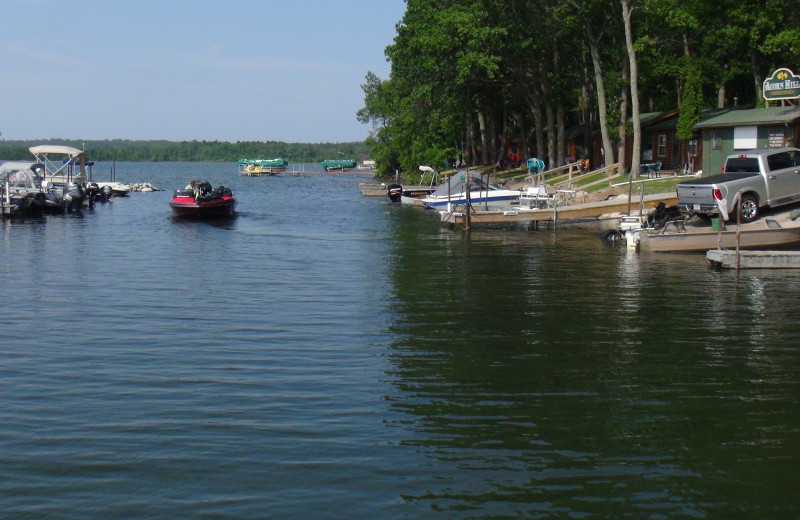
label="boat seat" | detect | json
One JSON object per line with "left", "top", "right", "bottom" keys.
{"left": 661, "top": 219, "right": 685, "bottom": 234}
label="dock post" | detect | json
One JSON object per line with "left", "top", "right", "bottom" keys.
{"left": 735, "top": 189, "right": 743, "bottom": 272}
{"left": 552, "top": 197, "right": 557, "bottom": 226}
{"left": 464, "top": 185, "right": 471, "bottom": 230}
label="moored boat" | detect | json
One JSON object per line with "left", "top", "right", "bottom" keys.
{"left": 636, "top": 218, "right": 800, "bottom": 252}
{"left": 27, "top": 145, "right": 93, "bottom": 210}
{"left": 169, "top": 181, "right": 237, "bottom": 218}
{"left": 320, "top": 159, "right": 357, "bottom": 172}
{"left": 29, "top": 145, "right": 88, "bottom": 187}
{"left": 238, "top": 158, "right": 288, "bottom": 176}
{"left": 388, "top": 165, "right": 441, "bottom": 204}
{"left": 95, "top": 181, "right": 131, "bottom": 197}
{"left": 0, "top": 161, "right": 83, "bottom": 214}
{"left": 420, "top": 169, "right": 520, "bottom": 209}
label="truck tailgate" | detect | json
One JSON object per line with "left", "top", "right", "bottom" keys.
{"left": 676, "top": 183, "right": 714, "bottom": 205}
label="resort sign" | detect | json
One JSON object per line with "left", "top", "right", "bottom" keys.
{"left": 763, "top": 68, "right": 800, "bottom": 101}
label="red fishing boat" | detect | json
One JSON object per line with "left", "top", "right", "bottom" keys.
{"left": 169, "top": 181, "right": 237, "bottom": 217}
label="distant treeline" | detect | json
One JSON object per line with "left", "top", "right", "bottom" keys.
{"left": 0, "top": 139, "right": 370, "bottom": 163}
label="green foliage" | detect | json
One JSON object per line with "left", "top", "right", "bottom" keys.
{"left": 359, "top": 0, "right": 511, "bottom": 176}
{"left": 0, "top": 139, "right": 370, "bottom": 163}
{"left": 761, "top": 29, "right": 800, "bottom": 62}
{"left": 358, "top": 0, "right": 800, "bottom": 177}
{"left": 676, "top": 64, "right": 703, "bottom": 140}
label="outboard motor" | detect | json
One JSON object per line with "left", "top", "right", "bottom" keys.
{"left": 85, "top": 182, "right": 104, "bottom": 208}
{"left": 43, "top": 190, "right": 65, "bottom": 213}
{"left": 388, "top": 184, "right": 402, "bottom": 202}
{"left": 63, "top": 182, "right": 85, "bottom": 213}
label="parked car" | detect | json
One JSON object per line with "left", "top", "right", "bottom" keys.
{"left": 676, "top": 147, "right": 800, "bottom": 222}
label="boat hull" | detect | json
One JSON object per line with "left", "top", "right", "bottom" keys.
{"left": 421, "top": 190, "right": 520, "bottom": 208}
{"left": 238, "top": 158, "right": 289, "bottom": 176}
{"left": 169, "top": 196, "right": 237, "bottom": 217}
{"left": 388, "top": 184, "right": 436, "bottom": 203}
{"left": 241, "top": 166, "right": 285, "bottom": 176}
{"left": 638, "top": 220, "right": 800, "bottom": 252}
{"left": 321, "top": 159, "right": 357, "bottom": 172}
{"left": 96, "top": 181, "right": 131, "bottom": 196}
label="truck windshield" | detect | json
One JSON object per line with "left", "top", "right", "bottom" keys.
{"left": 724, "top": 158, "right": 759, "bottom": 173}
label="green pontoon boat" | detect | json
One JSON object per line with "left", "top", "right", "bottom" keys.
{"left": 238, "top": 158, "right": 288, "bottom": 175}
{"left": 320, "top": 159, "right": 357, "bottom": 172}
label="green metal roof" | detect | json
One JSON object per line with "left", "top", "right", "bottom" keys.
{"left": 695, "top": 105, "right": 800, "bottom": 129}
{"left": 638, "top": 110, "right": 678, "bottom": 126}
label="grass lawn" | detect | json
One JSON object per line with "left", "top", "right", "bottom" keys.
{"left": 611, "top": 175, "right": 685, "bottom": 196}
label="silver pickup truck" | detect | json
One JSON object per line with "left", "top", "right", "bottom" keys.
{"left": 676, "top": 147, "right": 800, "bottom": 222}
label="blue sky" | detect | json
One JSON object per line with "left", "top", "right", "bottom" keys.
{"left": 0, "top": 0, "right": 405, "bottom": 143}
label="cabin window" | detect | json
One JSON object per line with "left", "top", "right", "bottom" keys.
{"left": 688, "top": 140, "right": 697, "bottom": 156}
{"left": 733, "top": 126, "right": 757, "bottom": 149}
{"left": 657, "top": 135, "right": 667, "bottom": 157}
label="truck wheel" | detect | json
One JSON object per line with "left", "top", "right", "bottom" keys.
{"left": 738, "top": 194, "right": 759, "bottom": 223}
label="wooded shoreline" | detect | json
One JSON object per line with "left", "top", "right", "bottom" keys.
{"left": 0, "top": 139, "right": 369, "bottom": 164}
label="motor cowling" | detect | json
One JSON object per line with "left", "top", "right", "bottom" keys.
{"left": 388, "top": 184, "right": 402, "bottom": 202}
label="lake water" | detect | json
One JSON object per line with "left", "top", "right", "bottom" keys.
{"left": 2, "top": 162, "right": 799, "bottom": 519}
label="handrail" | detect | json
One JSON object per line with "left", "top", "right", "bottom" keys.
{"left": 554, "top": 163, "right": 621, "bottom": 190}
{"left": 502, "top": 161, "right": 579, "bottom": 187}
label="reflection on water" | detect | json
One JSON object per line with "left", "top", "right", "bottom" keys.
{"left": 384, "top": 205, "right": 800, "bottom": 517}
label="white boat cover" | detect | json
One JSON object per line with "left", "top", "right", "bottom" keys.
{"left": 0, "top": 162, "right": 40, "bottom": 190}
{"left": 28, "top": 145, "right": 86, "bottom": 181}
{"left": 29, "top": 145, "right": 84, "bottom": 158}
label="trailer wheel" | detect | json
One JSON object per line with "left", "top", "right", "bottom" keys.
{"left": 738, "top": 194, "right": 759, "bottom": 223}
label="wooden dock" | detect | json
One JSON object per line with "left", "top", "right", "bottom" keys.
{"left": 439, "top": 192, "right": 678, "bottom": 226}
{"left": 706, "top": 249, "right": 800, "bottom": 269}
{"left": 359, "top": 182, "right": 386, "bottom": 197}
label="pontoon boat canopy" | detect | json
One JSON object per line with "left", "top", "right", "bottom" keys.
{"left": 28, "top": 145, "right": 86, "bottom": 180}
{"left": 29, "top": 145, "right": 84, "bottom": 158}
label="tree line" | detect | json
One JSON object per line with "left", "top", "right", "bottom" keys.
{"left": 357, "top": 0, "right": 800, "bottom": 178}
{"left": 0, "top": 139, "right": 370, "bottom": 163}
